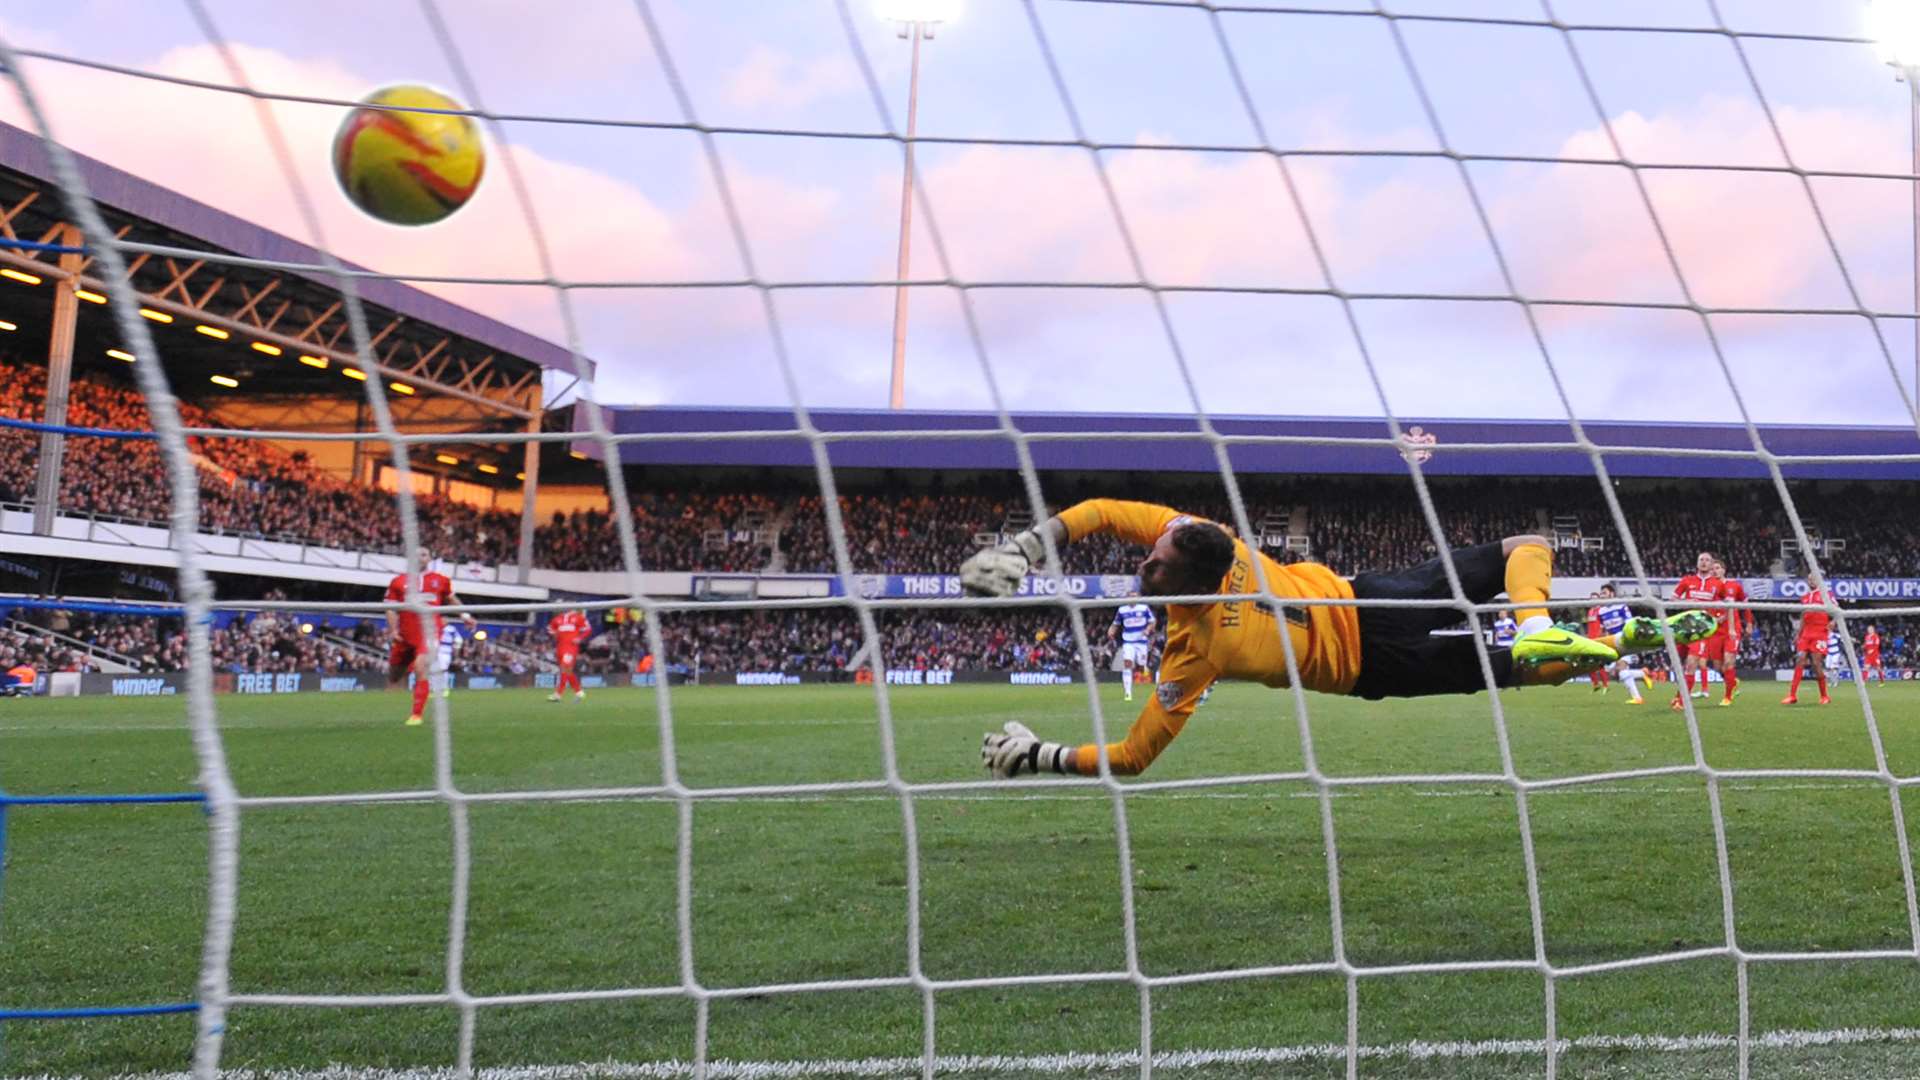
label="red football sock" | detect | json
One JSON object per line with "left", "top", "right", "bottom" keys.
{"left": 411, "top": 676, "right": 430, "bottom": 716}
{"left": 1723, "top": 670, "right": 1738, "bottom": 700}
{"left": 1789, "top": 665, "right": 1803, "bottom": 696}
{"left": 1815, "top": 670, "right": 1829, "bottom": 696}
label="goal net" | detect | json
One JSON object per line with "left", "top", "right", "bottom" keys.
{"left": 3, "top": 3, "right": 1920, "bottom": 1079}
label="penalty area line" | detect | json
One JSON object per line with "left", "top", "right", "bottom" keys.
{"left": 17, "top": 1026, "right": 1920, "bottom": 1080}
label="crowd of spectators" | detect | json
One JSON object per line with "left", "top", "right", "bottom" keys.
{"left": 0, "top": 622, "right": 84, "bottom": 674}
{"left": 16, "top": 354, "right": 1920, "bottom": 688}
{"left": 0, "top": 357, "right": 526, "bottom": 563}
{"left": 11, "top": 353, "right": 1919, "bottom": 583}
{"left": 543, "top": 490, "right": 777, "bottom": 573}
{"left": 638, "top": 608, "right": 1085, "bottom": 674}
{"left": 6, "top": 607, "right": 373, "bottom": 675}
{"left": 0, "top": 357, "right": 798, "bottom": 573}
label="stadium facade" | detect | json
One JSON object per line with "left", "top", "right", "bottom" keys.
{"left": 596, "top": 405, "right": 1920, "bottom": 481}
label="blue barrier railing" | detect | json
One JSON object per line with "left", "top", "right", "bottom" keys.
{"left": 0, "top": 416, "right": 156, "bottom": 440}
{"left": 0, "top": 238, "right": 87, "bottom": 255}
{"left": 0, "top": 597, "right": 185, "bottom": 617}
{"left": 0, "top": 787, "right": 205, "bottom": 1027}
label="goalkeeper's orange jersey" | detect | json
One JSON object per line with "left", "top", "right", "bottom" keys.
{"left": 1055, "top": 499, "right": 1362, "bottom": 776}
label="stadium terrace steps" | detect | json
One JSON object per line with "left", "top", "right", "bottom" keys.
{"left": 3, "top": 616, "right": 136, "bottom": 673}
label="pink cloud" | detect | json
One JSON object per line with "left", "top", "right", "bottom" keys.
{"left": 722, "top": 45, "right": 860, "bottom": 112}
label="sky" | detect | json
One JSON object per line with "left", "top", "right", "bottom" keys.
{"left": 2, "top": 0, "right": 1919, "bottom": 428}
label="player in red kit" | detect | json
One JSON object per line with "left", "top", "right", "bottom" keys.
{"left": 1783, "top": 574, "right": 1832, "bottom": 706}
{"left": 1861, "top": 624, "right": 1885, "bottom": 683}
{"left": 1671, "top": 552, "right": 1722, "bottom": 709}
{"left": 386, "top": 549, "right": 476, "bottom": 726}
{"left": 1704, "top": 557, "right": 1746, "bottom": 706}
{"left": 1586, "top": 594, "right": 1610, "bottom": 693}
{"left": 548, "top": 608, "right": 591, "bottom": 701}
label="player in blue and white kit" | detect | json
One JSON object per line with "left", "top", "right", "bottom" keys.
{"left": 1492, "top": 612, "right": 1518, "bottom": 648}
{"left": 1108, "top": 601, "right": 1157, "bottom": 702}
{"left": 1591, "top": 585, "right": 1643, "bottom": 704}
{"left": 435, "top": 620, "right": 463, "bottom": 699}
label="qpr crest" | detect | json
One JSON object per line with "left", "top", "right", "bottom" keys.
{"left": 1100, "top": 575, "right": 1137, "bottom": 598}
{"left": 854, "top": 575, "right": 887, "bottom": 599}
{"left": 1156, "top": 680, "right": 1183, "bottom": 710}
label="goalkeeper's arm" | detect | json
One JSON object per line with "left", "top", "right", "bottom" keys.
{"left": 983, "top": 654, "right": 1216, "bottom": 778}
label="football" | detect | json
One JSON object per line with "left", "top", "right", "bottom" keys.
{"left": 332, "top": 84, "right": 484, "bottom": 226}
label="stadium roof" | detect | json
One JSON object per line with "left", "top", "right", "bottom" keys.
{"left": 0, "top": 120, "right": 581, "bottom": 379}
{"left": 0, "top": 120, "right": 584, "bottom": 444}
{"left": 594, "top": 406, "right": 1920, "bottom": 482}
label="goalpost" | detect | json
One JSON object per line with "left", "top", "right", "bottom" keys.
{"left": 4, "top": 3, "right": 1920, "bottom": 1079}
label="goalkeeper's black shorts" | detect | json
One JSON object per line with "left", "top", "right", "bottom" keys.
{"left": 1347, "top": 541, "right": 1515, "bottom": 700}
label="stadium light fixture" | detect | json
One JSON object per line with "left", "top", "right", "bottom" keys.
{"left": 389, "top": 381, "right": 416, "bottom": 395}
{"left": 342, "top": 366, "right": 367, "bottom": 381}
{"left": 0, "top": 320, "right": 15, "bottom": 332}
{"left": 1871, "top": 0, "right": 1920, "bottom": 67}
{"left": 1, "top": 268, "right": 41, "bottom": 285}
{"left": 436, "top": 454, "right": 460, "bottom": 466}
{"left": 138, "top": 307, "right": 173, "bottom": 323}
{"left": 251, "top": 342, "right": 282, "bottom": 356}
{"left": 875, "top": 0, "right": 959, "bottom": 26}
{"left": 299, "top": 354, "right": 329, "bottom": 369}
{"left": 477, "top": 463, "right": 500, "bottom": 475}
{"left": 209, "top": 374, "right": 239, "bottom": 388}
{"left": 106, "top": 348, "right": 134, "bottom": 362}
{"left": 74, "top": 288, "right": 106, "bottom": 304}
{"left": 195, "top": 325, "right": 231, "bottom": 340}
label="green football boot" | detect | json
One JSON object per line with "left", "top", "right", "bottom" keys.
{"left": 1617, "top": 610, "right": 1717, "bottom": 655}
{"left": 1512, "top": 626, "right": 1619, "bottom": 674}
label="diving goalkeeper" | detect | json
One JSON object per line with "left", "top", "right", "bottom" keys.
{"left": 963, "top": 500, "right": 1712, "bottom": 778}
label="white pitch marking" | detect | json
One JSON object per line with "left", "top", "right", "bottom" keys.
{"left": 691, "top": 781, "right": 1867, "bottom": 805}
{"left": 13, "top": 1026, "right": 1920, "bottom": 1080}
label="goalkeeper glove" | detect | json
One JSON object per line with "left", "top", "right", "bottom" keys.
{"left": 981, "top": 720, "right": 1075, "bottom": 779}
{"left": 959, "top": 530, "right": 1047, "bottom": 598}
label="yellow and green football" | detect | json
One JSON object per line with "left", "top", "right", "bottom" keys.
{"left": 332, "top": 85, "right": 484, "bottom": 226}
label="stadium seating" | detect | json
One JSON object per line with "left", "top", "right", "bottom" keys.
{"left": 10, "top": 354, "right": 1920, "bottom": 680}
{"left": 9, "top": 356, "right": 1916, "bottom": 582}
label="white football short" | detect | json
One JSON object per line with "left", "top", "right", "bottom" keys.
{"left": 1120, "top": 642, "right": 1150, "bottom": 667}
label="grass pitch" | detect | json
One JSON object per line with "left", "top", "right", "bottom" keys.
{"left": 4, "top": 678, "right": 1920, "bottom": 1078}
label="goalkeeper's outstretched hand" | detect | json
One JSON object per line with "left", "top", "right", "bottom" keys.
{"left": 959, "top": 530, "right": 1046, "bottom": 597}
{"left": 982, "top": 720, "right": 1073, "bottom": 779}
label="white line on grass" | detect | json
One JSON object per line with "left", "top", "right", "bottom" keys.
{"left": 14, "top": 1026, "right": 1920, "bottom": 1080}
{"left": 682, "top": 781, "right": 1866, "bottom": 805}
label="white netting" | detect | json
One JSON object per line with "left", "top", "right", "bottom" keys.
{"left": 5, "top": 3, "right": 1920, "bottom": 1080}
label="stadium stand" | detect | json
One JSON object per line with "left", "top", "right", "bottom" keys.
{"left": 11, "top": 352, "right": 1919, "bottom": 586}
